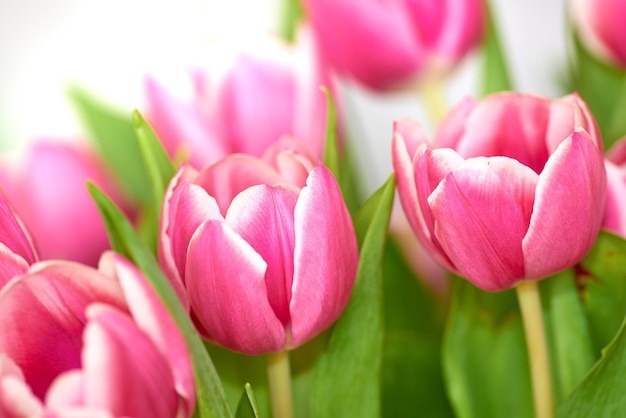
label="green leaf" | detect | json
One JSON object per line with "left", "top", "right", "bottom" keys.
{"left": 236, "top": 384, "right": 261, "bottom": 418}
{"left": 442, "top": 278, "right": 533, "bottom": 418}
{"left": 309, "top": 175, "right": 396, "bottom": 418}
{"left": 556, "top": 315, "right": 626, "bottom": 417}
{"left": 480, "top": 0, "right": 514, "bottom": 95}
{"left": 133, "top": 109, "right": 176, "bottom": 209}
{"left": 580, "top": 230, "right": 626, "bottom": 353}
{"left": 567, "top": 32, "right": 626, "bottom": 148}
{"left": 540, "top": 270, "right": 595, "bottom": 405}
{"left": 278, "top": 0, "right": 303, "bottom": 43}
{"left": 88, "top": 183, "right": 233, "bottom": 418}
{"left": 322, "top": 87, "right": 340, "bottom": 181}
{"left": 67, "top": 86, "right": 152, "bottom": 204}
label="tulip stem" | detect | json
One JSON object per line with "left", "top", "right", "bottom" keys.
{"left": 420, "top": 77, "right": 448, "bottom": 126}
{"left": 516, "top": 280, "right": 553, "bottom": 418}
{"left": 266, "top": 350, "right": 294, "bottom": 418}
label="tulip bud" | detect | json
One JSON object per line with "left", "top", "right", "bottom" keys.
{"left": 392, "top": 92, "right": 606, "bottom": 291}
{"left": 303, "top": 0, "right": 485, "bottom": 91}
{"left": 159, "top": 141, "right": 358, "bottom": 354}
{"left": 572, "top": 0, "right": 626, "bottom": 68}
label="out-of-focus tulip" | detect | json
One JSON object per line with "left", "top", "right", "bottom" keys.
{"left": 159, "top": 140, "right": 357, "bottom": 355}
{"left": 603, "top": 138, "right": 626, "bottom": 235}
{"left": 144, "top": 28, "right": 330, "bottom": 169}
{"left": 0, "top": 188, "right": 38, "bottom": 288}
{"left": 303, "top": 0, "right": 485, "bottom": 91}
{"left": 572, "top": 0, "right": 626, "bottom": 68}
{"left": 0, "top": 141, "right": 128, "bottom": 266}
{"left": 392, "top": 92, "right": 606, "bottom": 291}
{"left": 0, "top": 252, "right": 195, "bottom": 418}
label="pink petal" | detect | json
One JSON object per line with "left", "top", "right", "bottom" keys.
{"left": 290, "top": 165, "right": 358, "bottom": 347}
{"left": 144, "top": 74, "right": 228, "bottom": 168}
{"left": 0, "top": 375, "right": 43, "bottom": 418}
{"left": 105, "top": 253, "right": 196, "bottom": 416}
{"left": 394, "top": 118, "right": 430, "bottom": 156}
{"left": 0, "top": 243, "right": 30, "bottom": 289}
{"left": 434, "top": 96, "right": 477, "bottom": 149}
{"left": 0, "top": 262, "right": 126, "bottom": 399}
{"left": 454, "top": 93, "right": 551, "bottom": 172}
{"left": 226, "top": 184, "right": 299, "bottom": 326}
{"left": 159, "top": 165, "right": 199, "bottom": 307}
{"left": 434, "top": 0, "right": 485, "bottom": 60}
{"left": 413, "top": 146, "right": 464, "bottom": 270}
{"left": 304, "top": 0, "right": 424, "bottom": 90}
{"left": 45, "top": 370, "right": 84, "bottom": 409}
{"left": 602, "top": 160, "right": 626, "bottom": 235}
{"left": 218, "top": 53, "right": 296, "bottom": 157}
{"left": 0, "top": 189, "right": 37, "bottom": 265}
{"left": 185, "top": 220, "right": 285, "bottom": 354}
{"left": 82, "top": 305, "right": 177, "bottom": 418}
{"left": 193, "top": 155, "right": 284, "bottom": 213}
{"left": 523, "top": 131, "right": 607, "bottom": 279}
{"left": 428, "top": 156, "right": 539, "bottom": 291}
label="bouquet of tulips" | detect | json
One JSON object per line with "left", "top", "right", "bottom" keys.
{"left": 2, "top": 0, "right": 626, "bottom": 417}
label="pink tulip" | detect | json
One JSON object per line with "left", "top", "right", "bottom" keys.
{"left": 0, "top": 141, "right": 128, "bottom": 266}
{"left": 572, "top": 0, "right": 626, "bottom": 68}
{"left": 0, "top": 188, "right": 38, "bottom": 289}
{"left": 144, "top": 28, "right": 330, "bottom": 168}
{"left": 159, "top": 141, "right": 358, "bottom": 355}
{"left": 303, "top": 0, "right": 485, "bottom": 91}
{"left": 392, "top": 92, "right": 606, "bottom": 291}
{"left": 0, "top": 252, "right": 195, "bottom": 417}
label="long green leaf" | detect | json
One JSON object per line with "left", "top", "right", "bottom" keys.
{"left": 322, "top": 87, "right": 340, "bottom": 181}
{"left": 556, "top": 314, "right": 626, "bottom": 417}
{"left": 68, "top": 86, "right": 152, "bottom": 204}
{"left": 480, "top": 0, "right": 514, "bottom": 95}
{"left": 309, "top": 175, "right": 396, "bottom": 418}
{"left": 540, "top": 270, "right": 595, "bottom": 405}
{"left": 88, "top": 183, "right": 232, "bottom": 418}
{"left": 236, "top": 384, "right": 261, "bottom": 418}
{"left": 580, "top": 230, "right": 626, "bottom": 354}
{"left": 443, "top": 279, "right": 533, "bottom": 418}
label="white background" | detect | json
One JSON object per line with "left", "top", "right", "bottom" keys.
{"left": 0, "top": 0, "right": 570, "bottom": 194}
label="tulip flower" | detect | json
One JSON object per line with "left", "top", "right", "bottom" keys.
{"left": 572, "top": 0, "right": 626, "bottom": 68}
{"left": 603, "top": 137, "right": 626, "bottom": 235}
{"left": 0, "top": 188, "right": 38, "bottom": 288}
{"left": 392, "top": 92, "right": 607, "bottom": 291}
{"left": 159, "top": 141, "right": 358, "bottom": 355}
{"left": 0, "top": 141, "right": 128, "bottom": 266}
{"left": 302, "top": 0, "right": 485, "bottom": 91}
{"left": 144, "top": 28, "right": 331, "bottom": 169}
{"left": 0, "top": 252, "right": 195, "bottom": 417}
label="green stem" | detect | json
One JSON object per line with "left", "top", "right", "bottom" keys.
{"left": 266, "top": 350, "right": 294, "bottom": 418}
{"left": 516, "top": 280, "right": 554, "bottom": 418}
{"left": 420, "top": 76, "right": 448, "bottom": 127}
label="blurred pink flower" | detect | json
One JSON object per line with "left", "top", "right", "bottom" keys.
{"left": 603, "top": 137, "right": 626, "bottom": 235}
{"left": 0, "top": 188, "right": 38, "bottom": 288}
{"left": 144, "top": 28, "right": 331, "bottom": 169}
{"left": 0, "top": 252, "right": 195, "bottom": 418}
{"left": 159, "top": 140, "right": 357, "bottom": 354}
{"left": 303, "top": 0, "right": 485, "bottom": 91}
{"left": 573, "top": 0, "right": 626, "bottom": 68}
{"left": 392, "top": 92, "right": 606, "bottom": 291}
{"left": 0, "top": 141, "right": 128, "bottom": 266}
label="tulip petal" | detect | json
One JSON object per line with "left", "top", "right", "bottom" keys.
{"left": 185, "top": 220, "right": 285, "bottom": 354}
{"left": 219, "top": 53, "right": 296, "bottom": 157}
{"left": 45, "top": 370, "right": 84, "bottom": 409}
{"left": 602, "top": 161, "right": 626, "bottom": 234}
{"left": 144, "top": 74, "right": 228, "bottom": 168}
{"left": 290, "top": 165, "right": 358, "bottom": 347}
{"left": 226, "top": 184, "right": 299, "bottom": 326}
{"left": 428, "top": 156, "right": 538, "bottom": 290}
{"left": 194, "top": 155, "right": 285, "bottom": 213}
{"left": 0, "top": 242, "right": 30, "bottom": 289}
{"left": 0, "top": 262, "right": 126, "bottom": 399}
{"left": 0, "top": 375, "right": 43, "bottom": 418}
{"left": 82, "top": 304, "right": 177, "bottom": 418}
{"left": 0, "top": 189, "right": 37, "bottom": 265}
{"left": 523, "top": 131, "right": 606, "bottom": 279}
{"left": 413, "top": 146, "right": 464, "bottom": 270}
{"left": 106, "top": 253, "right": 196, "bottom": 416}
